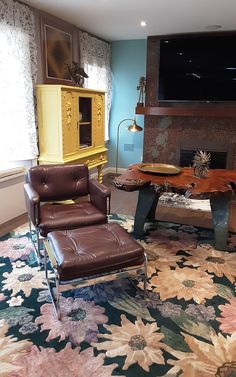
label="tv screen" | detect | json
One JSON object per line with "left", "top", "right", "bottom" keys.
{"left": 158, "top": 34, "right": 236, "bottom": 102}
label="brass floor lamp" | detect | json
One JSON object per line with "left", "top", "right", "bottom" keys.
{"left": 115, "top": 118, "right": 143, "bottom": 176}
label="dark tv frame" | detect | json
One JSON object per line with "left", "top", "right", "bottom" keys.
{"left": 146, "top": 31, "right": 236, "bottom": 106}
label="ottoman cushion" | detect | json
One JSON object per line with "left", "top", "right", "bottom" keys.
{"left": 47, "top": 223, "right": 144, "bottom": 281}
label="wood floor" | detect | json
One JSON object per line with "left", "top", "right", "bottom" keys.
{"left": 103, "top": 174, "right": 138, "bottom": 216}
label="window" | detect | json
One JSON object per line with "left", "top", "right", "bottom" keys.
{"left": 0, "top": 0, "right": 38, "bottom": 171}
{"left": 79, "top": 31, "right": 112, "bottom": 140}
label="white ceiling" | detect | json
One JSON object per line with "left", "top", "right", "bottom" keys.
{"left": 24, "top": 0, "right": 236, "bottom": 41}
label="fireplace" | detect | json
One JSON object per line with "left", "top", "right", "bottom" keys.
{"left": 178, "top": 140, "right": 234, "bottom": 169}
{"left": 143, "top": 116, "right": 236, "bottom": 169}
{"left": 180, "top": 150, "right": 227, "bottom": 169}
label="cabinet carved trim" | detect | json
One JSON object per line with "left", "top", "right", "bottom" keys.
{"left": 65, "top": 100, "right": 72, "bottom": 128}
{"left": 97, "top": 94, "right": 103, "bottom": 124}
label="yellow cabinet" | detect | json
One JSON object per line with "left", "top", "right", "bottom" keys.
{"left": 36, "top": 85, "right": 107, "bottom": 182}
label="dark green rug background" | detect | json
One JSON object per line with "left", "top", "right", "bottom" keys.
{"left": 0, "top": 214, "right": 236, "bottom": 376}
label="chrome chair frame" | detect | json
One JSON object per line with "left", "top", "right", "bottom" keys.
{"left": 44, "top": 239, "right": 148, "bottom": 319}
{"left": 28, "top": 215, "right": 43, "bottom": 263}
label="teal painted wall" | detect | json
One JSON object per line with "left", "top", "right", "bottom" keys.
{"left": 108, "top": 39, "right": 147, "bottom": 170}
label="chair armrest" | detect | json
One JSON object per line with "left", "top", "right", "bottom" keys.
{"left": 24, "top": 183, "right": 40, "bottom": 226}
{"left": 89, "top": 178, "right": 111, "bottom": 214}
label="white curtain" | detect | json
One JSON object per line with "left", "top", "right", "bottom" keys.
{"left": 79, "top": 31, "right": 112, "bottom": 140}
{"left": 0, "top": 0, "right": 38, "bottom": 163}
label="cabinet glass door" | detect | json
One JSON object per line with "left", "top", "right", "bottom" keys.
{"left": 78, "top": 97, "right": 92, "bottom": 149}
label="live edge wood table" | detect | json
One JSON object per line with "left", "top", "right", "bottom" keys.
{"left": 113, "top": 164, "right": 236, "bottom": 251}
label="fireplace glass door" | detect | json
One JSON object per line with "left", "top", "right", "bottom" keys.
{"left": 180, "top": 149, "right": 227, "bottom": 169}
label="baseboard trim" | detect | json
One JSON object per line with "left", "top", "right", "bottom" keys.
{"left": 90, "top": 167, "right": 126, "bottom": 179}
{"left": 0, "top": 213, "right": 28, "bottom": 237}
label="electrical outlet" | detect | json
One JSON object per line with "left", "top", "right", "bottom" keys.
{"left": 124, "top": 143, "right": 134, "bottom": 151}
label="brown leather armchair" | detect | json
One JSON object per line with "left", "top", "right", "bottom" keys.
{"left": 24, "top": 164, "right": 111, "bottom": 260}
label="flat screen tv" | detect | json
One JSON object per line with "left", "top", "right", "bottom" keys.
{"left": 157, "top": 34, "right": 236, "bottom": 102}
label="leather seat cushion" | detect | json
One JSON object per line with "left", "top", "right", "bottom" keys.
{"left": 47, "top": 223, "right": 145, "bottom": 281}
{"left": 39, "top": 202, "right": 107, "bottom": 237}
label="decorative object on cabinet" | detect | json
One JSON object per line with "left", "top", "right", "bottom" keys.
{"left": 36, "top": 85, "right": 107, "bottom": 182}
{"left": 137, "top": 76, "right": 146, "bottom": 107}
{"left": 115, "top": 118, "right": 143, "bottom": 176}
{"left": 67, "top": 61, "right": 89, "bottom": 87}
{"left": 40, "top": 16, "right": 74, "bottom": 85}
{"left": 193, "top": 150, "right": 211, "bottom": 178}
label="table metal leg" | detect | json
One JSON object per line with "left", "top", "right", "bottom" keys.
{"left": 133, "top": 188, "right": 159, "bottom": 238}
{"left": 210, "top": 196, "right": 231, "bottom": 251}
{"left": 147, "top": 195, "right": 160, "bottom": 221}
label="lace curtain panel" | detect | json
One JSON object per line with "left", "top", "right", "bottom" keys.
{"left": 0, "top": 0, "right": 38, "bottom": 162}
{"left": 79, "top": 31, "right": 112, "bottom": 140}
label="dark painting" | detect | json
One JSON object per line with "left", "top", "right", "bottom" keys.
{"left": 44, "top": 25, "right": 72, "bottom": 81}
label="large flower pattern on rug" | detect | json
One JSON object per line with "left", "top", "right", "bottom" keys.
{"left": 2, "top": 264, "right": 49, "bottom": 298}
{"left": 149, "top": 266, "right": 217, "bottom": 303}
{"left": 165, "top": 332, "right": 236, "bottom": 377}
{"left": 12, "top": 344, "right": 122, "bottom": 377}
{"left": 36, "top": 296, "right": 108, "bottom": 345}
{"left": 0, "top": 214, "right": 236, "bottom": 376}
{"left": 93, "top": 314, "right": 166, "bottom": 371}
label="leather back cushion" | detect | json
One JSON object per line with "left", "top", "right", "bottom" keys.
{"left": 26, "top": 164, "right": 89, "bottom": 201}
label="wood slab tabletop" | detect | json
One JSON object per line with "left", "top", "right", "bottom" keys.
{"left": 113, "top": 164, "right": 236, "bottom": 200}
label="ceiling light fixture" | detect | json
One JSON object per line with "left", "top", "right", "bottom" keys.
{"left": 140, "top": 21, "right": 147, "bottom": 27}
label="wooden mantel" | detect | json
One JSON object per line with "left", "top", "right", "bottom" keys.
{"left": 136, "top": 106, "right": 236, "bottom": 117}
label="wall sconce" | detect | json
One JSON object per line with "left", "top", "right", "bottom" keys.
{"left": 115, "top": 118, "right": 143, "bottom": 176}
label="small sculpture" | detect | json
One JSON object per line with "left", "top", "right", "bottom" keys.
{"left": 192, "top": 150, "right": 211, "bottom": 178}
{"left": 137, "top": 76, "right": 146, "bottom": 106}
{"left": 67, "top": 61, "right": 88, "bottom": 87}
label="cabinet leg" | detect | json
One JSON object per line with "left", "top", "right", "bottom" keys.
{"left": 97, "top": 165, "right": 103, "bottom": 183}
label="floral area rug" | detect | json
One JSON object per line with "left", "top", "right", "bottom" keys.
{"left": 0, "top": 214, "right": 236, "bottom": 377}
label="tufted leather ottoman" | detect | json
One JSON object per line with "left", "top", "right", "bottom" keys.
{"left": 44, "top": 223, "right": 147, "bottom": 318}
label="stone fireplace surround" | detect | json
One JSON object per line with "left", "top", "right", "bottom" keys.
{"left": 143, "top": 116, "right": 236, "bottom": 169}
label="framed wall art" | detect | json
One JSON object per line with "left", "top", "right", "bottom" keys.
{"left": 41, "top": 16, "right": 75, "bottom": 85}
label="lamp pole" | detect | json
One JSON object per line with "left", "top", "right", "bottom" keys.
{"left": 115, "top": 118, "right": 143, "bottom": 176}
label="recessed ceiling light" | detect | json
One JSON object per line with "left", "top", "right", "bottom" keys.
{"left": 205, "top": 24, "right": 222, "bottom": 30}
{"left": 140, "top": 21, "right": 147, "bottom": 27}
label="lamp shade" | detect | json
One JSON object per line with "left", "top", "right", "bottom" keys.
{"left": 116, "top": 118, "right": 143, "bottom": 176}
{"left": 127, "top": 120, "right": 143, "bottom": 132}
